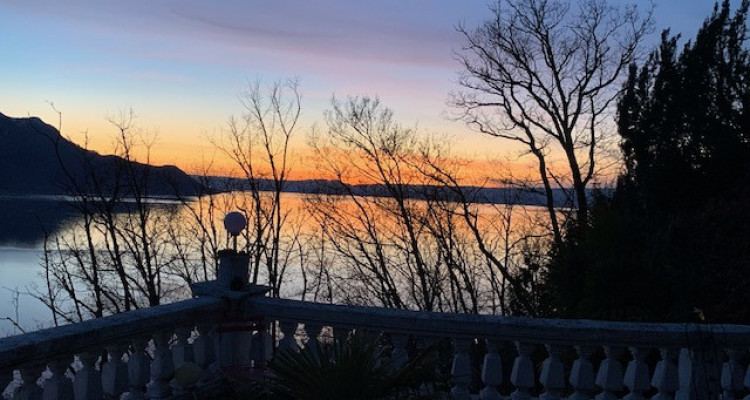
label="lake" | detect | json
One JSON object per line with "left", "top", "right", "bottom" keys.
{"left": 0, "top": 192, "right": 553, "bottom": 335}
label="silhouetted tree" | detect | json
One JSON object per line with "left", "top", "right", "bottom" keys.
{"left": 452, "top": 0, "right": 652, "bottom": 247}
{"left": 306, "top": 96, "right": 548, "bottom": 315}
{"left": 213, "top": 78, "right": 302, "bottom": 298}
{"left": 620, "top": 0, "right": 750, "bottom": 214}
{"left": 39, "top": 110, "right": 195, "bottom": 322}
{"left": 547, "top": 0, "right": 750, "bottom": 322}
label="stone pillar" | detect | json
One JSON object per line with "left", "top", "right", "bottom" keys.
{"left": 480, "top": 339, "right": 503, "bottom": 400}
{"left": 43, "top": 358, "right": 74, "bottom": 400}
{"left": 540, "top": 344, "right": 564, "bottom": 400}
{"left": 193, "top": 324, "right": 217, "bottom": 385}
{"left": 623, "top": 347, "right": 650, "bottom": 400}
{"left": 73, "top": 352, "right": 102, "bottom": 400}
{"left": 278, "top": 320, "right": 299, "bottom": 351}
{"left": 451, "top": 338, "right": 472, "bottom": 400}
{"left": 304, "top": 323, "right": 322, "bottom": 353}
{"left": 595, "top": 346, "right": 624, "bottom": 400}
{"left": 652, "top": 347, "right": 679, "bottom": 400}
{"left": 15, "top": 364, "right": 44, "bottom": 400}
{"left": 511, "top": 342, "right": 535, "bottom": 400}
{"left": 676, "top": 332, "right": 721, "bottom": 400}
{"left": 569, "top": 345, "right": 595, "bottom": 400}
{"left": 147, "top": 332, "right": 174, "bottom": 399}
{"left": 217, "top": 250, "right": 249, "bottom": 290}
{"left": 102, "top": 344, "right": 129, "bottom": 399}
{"left": 125, "top": 338, "right": 150, "bottom": 400}
{"left": 721, "top": 347, "right": 744, "bottom": 400}
{"left": 389, "top": 333, "right": 409, "bottom": 370}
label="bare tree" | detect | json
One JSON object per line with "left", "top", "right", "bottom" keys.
{"left": 452, "top": 0, "right": 652, "bottom": 245}
{"left": 38, "top": 110, "right": 191, "bottom": 321}
{"left": 307, "top": 96, "right": 494, "bottom": 313}
{"left": 214, "top": 78, "right": 301, "bottom": 298}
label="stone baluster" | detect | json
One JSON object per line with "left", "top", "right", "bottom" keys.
{"left": 721, "top": 347, "right": 744, "bottom": 400}
{"left": 73, "top": 351, "right": 102, "bottom": 400}
{"left": 511, "top": 342, "right": 536, "bottom": 400}
{"left": 193, "top": 324, "right": 216, "bottom": 384}
{"left": 171, "top": 327, "right": 194, "bottom": 367}
{"left": 125, "top": 338, "right": 150, "bottom": 400}
{"left": 569, "top": 345, "right": 595, "bottom": 400}
{"left": 217, "top": 320, "right": 251, "bottom": 368}
{"left": 624, "top": 347, "right": 650, "bottom": 400}
{"left": 451, "top": 338, "right": 473, "bottom": 400}
{"left": 676, "top": 339, "right": 721, "bottom": 400}
{"left": 43, "top": 358, "right": 73, "bottom": 400}
{"left": 480, "top": 339, "right": 503, "bottom": 400}
{"left": 102, "top": 344, "right": 128, "bottom": 399}
{"left": 540, "top": 344, "right": 565, "bottom": 400}
{"left": 170, "top": 328, "right": 195, "bottom": 396}
{"left": 278, "top": 320, "right": 299, "bottom": 351}
{"left": 389, "top": 333, "right": 409, "bottom": 370}
{"left": 14, "top": 363, "right": 44, "bottom": 400}
{"left": 595, "top": 346, "right": 624, "bottom": 400}
{"left": 304, "top": 323, "right": 322, "bottom": 353}
{"left": 147, "top": 332, "right": 174, "bottom": 399}
{"left": 651, "top": 347, "right": 679, "bottom": 400}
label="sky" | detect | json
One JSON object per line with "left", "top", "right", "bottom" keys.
{"left": 0, "top": 0, "right": 741, "bottom": 178}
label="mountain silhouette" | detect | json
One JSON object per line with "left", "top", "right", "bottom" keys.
{"left": 0, "top": 112, "right": 202, "bottom": 197}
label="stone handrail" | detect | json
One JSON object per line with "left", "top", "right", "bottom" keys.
{"left": 248, "top": 296, "right": 750, "bottom": 347}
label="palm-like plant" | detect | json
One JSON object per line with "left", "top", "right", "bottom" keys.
{"left": 267, "top": 331, "right": 440, "bottom": 400}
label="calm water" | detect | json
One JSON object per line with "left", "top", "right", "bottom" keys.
{"left": 0, "top": 194, "right": 551, "bottom": 335}
{"left": 0, "top": 247, "right": 50, "bottom": 335}
{"left": 0, "top": 197, "right": 80, "bottom": 334}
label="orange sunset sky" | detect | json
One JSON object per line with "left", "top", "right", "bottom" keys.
{"left": 0, "top": 0, "right": 736, "bottom": 184}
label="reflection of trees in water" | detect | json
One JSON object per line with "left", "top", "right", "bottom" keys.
{"left": 303, "top": 193, "right": 551, "bottom": 315}
{"left": 39, "top": 199, "right": 202, "bottom": 325}
{"left": 0, "top": 198, "right": 77, "bottom": 247}
{"left": 34, "top": 187, "right": 553, "bottom": 324}
{"left": 303, "top": 96, "right": 554, "bottom": 316}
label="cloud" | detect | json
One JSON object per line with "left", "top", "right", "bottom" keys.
{"left": 165, "top": 0, "right": 465, "bottom": 69}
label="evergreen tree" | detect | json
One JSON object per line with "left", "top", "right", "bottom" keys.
{"left": 620, "top": 0, "right": 750, "bottom": 213}
{"left": 545, "top": 0, "right": 750, "bottom": 323}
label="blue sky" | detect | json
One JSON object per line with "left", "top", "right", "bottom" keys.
{"left": 0, "top": 0, "right": 739, "bottom": 174}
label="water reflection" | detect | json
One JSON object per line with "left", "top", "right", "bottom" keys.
{"left": 0, "top": 196, "right": 79, "bottom": 247}
{"left": 0, "top": 191, "right": 554, "bottom": 333}
{"left": 0, "top": 197, "right": 74, "bottom": 334}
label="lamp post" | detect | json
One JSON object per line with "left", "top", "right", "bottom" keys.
{"left": 218, "top": 211, "right": 249, "bottom": 290}
{"left": 223, "top": 211, "right": 247, "bottom": 253}
{"left": 189, "top": 212, "right": 272, "bottom": 375}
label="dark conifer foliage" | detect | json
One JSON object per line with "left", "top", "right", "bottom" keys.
{"left": 546, "top": 0, "right": 750, "bottom": 323}
{"left": 619, "top": 0, "right": 750, "bottom": 214}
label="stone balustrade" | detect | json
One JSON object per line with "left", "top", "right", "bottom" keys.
{"left": 2, "top": 252, "right": 750, "bottom": 399}
{"left": 0, "top": 295, "right": 229, "bottom": 400}
{"left": 249, "top": 296, "right": 750, "bottom": 400}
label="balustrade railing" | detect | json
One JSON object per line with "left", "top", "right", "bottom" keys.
{"left": 3, "top": 251, "right": 750, "bottom": 399}
{"left": 249, "top": 296, "right": 750, "bottom": 400}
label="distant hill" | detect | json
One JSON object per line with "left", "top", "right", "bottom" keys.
{"left": 198, "top": 176, "right": 608, "bottom": 207}
{"left": 0, "top": 112, "right": 203, "bottom": 197}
